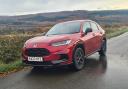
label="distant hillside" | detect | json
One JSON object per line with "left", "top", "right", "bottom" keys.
{"left": 0, "top": 10, "right": 128, "bottom": 25}
{"left": 0, "top": 10, "right": 128, "bottom": 34}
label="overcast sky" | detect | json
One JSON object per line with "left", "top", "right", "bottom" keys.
{"left": 0, "top": 0, "right": 128, "bottom": 16}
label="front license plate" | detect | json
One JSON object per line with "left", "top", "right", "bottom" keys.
{"left": 28, "top": 57, "right": 43, "bottom": 62}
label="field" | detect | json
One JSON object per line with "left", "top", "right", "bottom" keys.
{"left": 0, "top": 25, "right": 128, "bottom": 74}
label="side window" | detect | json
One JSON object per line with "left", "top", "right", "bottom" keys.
{"left": 83, "top": 22, "right": 91, "bottom": 33}
{"left": 91, "top": 22, "right": 99, "bottom": 32}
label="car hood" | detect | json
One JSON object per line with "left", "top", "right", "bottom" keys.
{"left": 25, "top": 33, "right": 81, "bottom": 47}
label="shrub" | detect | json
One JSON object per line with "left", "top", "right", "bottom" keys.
{"left": 0, "top": 35, "right": 33, "bottom": 64}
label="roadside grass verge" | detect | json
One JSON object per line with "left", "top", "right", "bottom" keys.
{"left": 0, "top": 60, "right": 23, "bottom": 73}
{"left": 106, "top": 26, "right": 128, "bottom": 39}
{"left": 0, "top": 35, "right": 33, "bottom": 75}
{"left": 0, "top": 26, "right": 128, "bottom": 75}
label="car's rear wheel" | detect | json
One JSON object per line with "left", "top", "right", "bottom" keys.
{"left": 72, "top": 48, "right": 85, "bottom": 71}
{"left": 99, "top": 39, "right": 107, "bottom": 56}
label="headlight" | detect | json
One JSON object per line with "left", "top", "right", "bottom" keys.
{"left": 51, "top": 40, "right": 71, "bottom": 46}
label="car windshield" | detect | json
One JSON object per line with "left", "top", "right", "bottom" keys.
{"left": 46, "top": 22, "right": 81, "bottom": 35}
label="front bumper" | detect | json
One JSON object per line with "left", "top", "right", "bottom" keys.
{"left": 22, "top": 46, "right": 73, "bottom": 66}
{"left": 22, "top": 53, "right": 70, "bottom": 66}
{"left": 22, "top": 60, "right": 69, "bottom": 67}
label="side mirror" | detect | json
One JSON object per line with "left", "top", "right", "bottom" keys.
{"left": 85, "top": 28, "right": 92, "bottom": 34}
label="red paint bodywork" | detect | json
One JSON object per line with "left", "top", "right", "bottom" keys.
{"left": 22, "top": 20, "right": 105, "bottom": 66}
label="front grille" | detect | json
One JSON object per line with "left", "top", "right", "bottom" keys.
{"left": 25, "top": 48, "right": 50, "bottom": 57}
{"left": 23, "top": 60, "right": 53, "bottom": 66}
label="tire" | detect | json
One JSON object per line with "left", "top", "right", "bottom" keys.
{"left": 99, "top": 39, "right": 107, "bottom": 56}
{"left": 72, "top": 47, "right": 85, "bottom": 71}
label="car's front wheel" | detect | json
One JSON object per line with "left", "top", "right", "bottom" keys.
{"left": 72, "top": 48, "right": 85, "bottom": 71}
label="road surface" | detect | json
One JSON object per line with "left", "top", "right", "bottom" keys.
{"left": 1, "top": 33, "right": 128, "bottom": 89}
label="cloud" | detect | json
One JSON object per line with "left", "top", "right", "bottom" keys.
{"left": 0, "top": 0, "right": 127, "bottom": 15}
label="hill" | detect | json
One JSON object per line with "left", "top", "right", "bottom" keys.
{"left": 0, "top": 10, "right": 128, "bottom": 34}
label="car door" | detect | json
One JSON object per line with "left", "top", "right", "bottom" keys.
{"left": 81, "top": 22, "right": 95, "bottom": 55}
{"left": 90, "top": 22, "right": 102, "bottom": 51}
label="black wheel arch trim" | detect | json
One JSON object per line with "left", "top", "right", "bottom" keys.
{"left": 72, "top": 40, "right": 86, "bottom": 58}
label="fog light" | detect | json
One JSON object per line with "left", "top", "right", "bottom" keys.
{"left": 52, "top": 60, "right": 66, "bottom": 64}
{"left": 59, "top": 54, "right": 68, "bottom": 60}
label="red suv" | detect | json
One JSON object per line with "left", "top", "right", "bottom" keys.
{"left": 22, "top": 20, "right": 107, "bottom": 70}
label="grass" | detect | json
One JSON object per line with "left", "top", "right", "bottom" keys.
{"left": 105, "top": 26, "right": 128, "bottom": 38}
{"left": 0, "top": 61, "right": 23, "bottom": 73}
{"left": 107, "top": 28, "right": 128, "bottom": 38}
{"left": 0, "top": 25, "right": 128, "bottom": 75}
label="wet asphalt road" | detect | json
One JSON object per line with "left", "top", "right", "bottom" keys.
{"left": 1, "top": 33, "right": 128, "bottom": 89}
